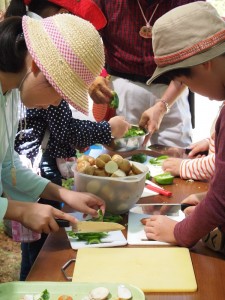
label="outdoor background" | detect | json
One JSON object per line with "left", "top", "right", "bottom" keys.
{"left": 0, "top": 0, "right": 224, "bottom": 283}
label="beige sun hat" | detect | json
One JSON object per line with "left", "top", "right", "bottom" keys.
{"left": 147, "top": 1, "right": 225, "bottom": 85}
{"left": 22, "top": 14, "right": 105, "bottom": 115}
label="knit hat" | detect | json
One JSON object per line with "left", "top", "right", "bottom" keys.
{"left": 147, "top": 1, "right": 225, "bottom": 85}
{"left": 49, "top": 0, "right": 107, "bottom": 30}
{"left": 22, "top": 14, "right": 105, "bottom": 115}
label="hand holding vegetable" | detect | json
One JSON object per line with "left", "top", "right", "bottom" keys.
{"left": 89, "top": 76, "right": 112, "bottom": 104}
{"left": 162, "top": 157, "right": 183, "bottom": 176}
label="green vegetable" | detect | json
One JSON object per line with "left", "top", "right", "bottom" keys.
{"left": 131, "top": 153, "right": 147, "bottom": 163}
{"left": 89, "top": 209, "right": 123, "bottom": 223}
{"left": 68, "top": 231, "right": 108, "bottom": 244}
{"left": 154, "top": 172, "right": 174, "bottom": 185}
{"left": 37, "top": 289, "right": 50, "bottom": 300}
{"left": 62, "top": 178, "right": 74, "bottom": 190}
{"left": 146, "top": 172, "right": 151, "bottom": 180}
{"left": 149, "top": 155, "right": 169, "bottom": 166}
{"left": 109, "top": 91, "right": 119, "bottom": 109}
{"left": 124, "top": 126, "right": 146, "bottom": 138}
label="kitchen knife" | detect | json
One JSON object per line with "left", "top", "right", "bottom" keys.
{"left": 56, "top": 219, "right": 125, "bottom": 233}
{"left": 131, "top": 203, "right": 195, "bottom": 216}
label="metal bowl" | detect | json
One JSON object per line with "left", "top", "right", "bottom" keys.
{"left": 107, "top": 128, "right": 148, "bottom": 152}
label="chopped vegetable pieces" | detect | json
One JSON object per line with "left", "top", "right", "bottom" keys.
{"left": 123, "top": 126, "right": 146, "bottom": 138}
{"left": 154, "top": 172, "right": 174, "bottom": 185}
{"left": 67, "top": 232, "right": 108, "bottom": 244}
{"left": 149, "top": 155, "right": 169, "bottom": 166}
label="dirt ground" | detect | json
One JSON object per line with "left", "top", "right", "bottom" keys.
{"left": 0, "top": 222, "right": 21, "bottom": 283}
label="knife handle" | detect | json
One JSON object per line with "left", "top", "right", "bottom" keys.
{"left": 145, "top": 184, "right": 172, "bottom": 197}
{"left": 180, "top": 203, "right": 195, "bottom": 211}
{"left": 55, "top": 219, "right": 70, "bottom": 227}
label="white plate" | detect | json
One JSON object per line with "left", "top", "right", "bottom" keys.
{"left": 66, "top": 212, "right": 127, "bottom": 249}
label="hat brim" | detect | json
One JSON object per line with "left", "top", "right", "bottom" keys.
{"left": 22, "top": 15, "right": 104, "bottom": 115}
{"left": 147, "top": 41, "right": 225, "bottom": 85}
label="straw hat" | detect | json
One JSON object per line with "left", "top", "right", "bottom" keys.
{"left": 22, "top": 14, "right": 105, "bottom": 115}
{"left": 48, "top": 0, "right": 107, "bottom": 30}
{"left": 147, "top": 1, "right": 225, "bottom": 85}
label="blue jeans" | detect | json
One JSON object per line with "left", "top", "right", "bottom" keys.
{"left": 20, "top": 149, "right": 62, "bottom": 281}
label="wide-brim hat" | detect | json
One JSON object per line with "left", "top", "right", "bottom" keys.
{"left": 48, "top": 0, "right": 107, "bottom": 30}
{"left": 22, "top": 14, "right": 105, "bottom": 115}
{"left": 147, "top": 2, "right": 225, "bottom": 85}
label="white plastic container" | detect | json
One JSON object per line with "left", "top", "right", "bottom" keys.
{"left": 74, "top": 161, "right": 148, "bottom": 214}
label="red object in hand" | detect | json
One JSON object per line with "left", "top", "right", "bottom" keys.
{"left": 145, "top": 184, "right": 172, "bottom": 197}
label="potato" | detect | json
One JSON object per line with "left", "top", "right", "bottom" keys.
{"left": 86, "top": 179, "right": 101, "bottom": 193}
{"left": 111, "top": 169, "right": 126, "bottom": 177}
{"left": 95, "top": 158, "right": 106, "bottom": 169}
{"left": 111, "top": 154, "right": 123, "bottom": 165}
{"left": 131, "top": 163, "right": 143, "bottom": 175}
{"left": 83, "top": 165, "right": 96, "bottom": 175}
{"left": 93, "top": 168, "right": 109, "bottom": 177}
{"left": 97, "top": 154, "right": 111, "bottom": 163}
{"left": 119, "top": 159, "right": 131, "bottom": 174}
{"left": 76, "top": 161, "right": 90, "bottom": 173}
{"left": 77, "top": 155, "right": 95, "bottom": 165}
{"left": 105, "top": 161, "right": 118, "bottom": 174}
{"left": 100, "top": 185, "right": 114, "bottom": 202}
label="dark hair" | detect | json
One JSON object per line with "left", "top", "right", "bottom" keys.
{"left": 0, "top": 17, "right": 27, "bottom": 73}
{"left": 5, "top": 0, "right": 61, "bottom": 18}
{"left": 163, "top": 68, "right": 192, "bottom": 81}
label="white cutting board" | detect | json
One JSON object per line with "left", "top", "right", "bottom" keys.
{"left": 127, "top": 206, "right": 185, "bottom": 245}
{"left": 66, "top": 212, "right": 127, "bottom": 249}
{"left": 73, "top": 247, "right": 197, "bottom": 292}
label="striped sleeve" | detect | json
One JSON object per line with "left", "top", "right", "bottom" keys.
{"left": 180, "top": 154, "right": 215, "bottom": 181}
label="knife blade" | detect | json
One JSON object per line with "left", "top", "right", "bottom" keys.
{"left": 56, "top": 219, "right": 125, "bottom": 233}
{"left": 131, "top": 203, "right": 194, "bottom": 216}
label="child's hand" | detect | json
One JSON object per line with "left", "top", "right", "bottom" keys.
{"left": 180, "top": 193, "right": 202, "bottom": 216}
{"left": 187, "top": 139, "right": 209, "bottom": 158}
{"left": 61, "top": 190, "right": 105, "bottom": 218}
{"left": 144, "top": 215, "right": 178, "bottom": 244}
{"left": 162, "top": 157, "right": 183, "bottom": 176}
{"left": 109, "top": 116, "right": 130, "bottom": 138}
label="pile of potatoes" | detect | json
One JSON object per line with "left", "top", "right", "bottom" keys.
{"left": 76, "top": 154, "right": 143, "bottom": 177}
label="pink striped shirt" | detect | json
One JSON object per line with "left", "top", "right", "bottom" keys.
{"left": 180, "top": 137, "right": 215, "bottom": 181}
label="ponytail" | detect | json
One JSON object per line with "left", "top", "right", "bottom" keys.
{"left": 0, "top": 17, "right": 27, "bottom": 73}
{"left": 5, "top": 0, "right": 27, "bottom": 18}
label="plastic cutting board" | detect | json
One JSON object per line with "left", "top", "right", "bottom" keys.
{"left": 72, "top": 247, "right": 197, "bottom": 292}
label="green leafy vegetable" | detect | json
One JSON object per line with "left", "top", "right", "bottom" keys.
{"left": 68, "top": 231, "right": 108, "bottom": 244}
{"left": 124, "top": 126, "right": 146, "bottom": 138}
{"left": 109, "top": 91, "right": 119, "bottom": 109}
{"left": 149, "top": 155, "right": 169, "bottom": 166}
{"left": 131, "top": 153, "right": 147, "bottom": 163}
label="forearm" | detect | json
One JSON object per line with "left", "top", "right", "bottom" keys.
{"left": 40, "top": 182, "right": 70, "bottom": 203}
{"left": 158, "top": 81, "right": 187, "bottom": 112}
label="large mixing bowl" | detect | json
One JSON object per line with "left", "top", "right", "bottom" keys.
{"left": 74, "top": 161, "right": 148, "bottom": 214}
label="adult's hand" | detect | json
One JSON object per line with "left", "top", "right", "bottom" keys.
{"left": 186, "top": 139, "right": 210, "bottom": 158}
{"left": 139, "top": 101, "right": 167, "bottom": 144}
{"left": 89, "top": 76, "right": 113, "bottom": 104}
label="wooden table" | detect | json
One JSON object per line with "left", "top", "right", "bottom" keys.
{"left": 27, "top": 148, "right": 225, "bottom": 299}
